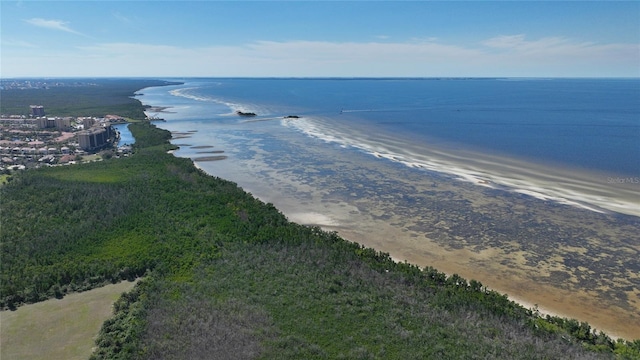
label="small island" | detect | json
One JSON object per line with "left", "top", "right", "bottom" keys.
{"left": 284, "top": 115, "right": 300, "bottom": 119}
{"left": 236, "top": 110, "right": 256, "bottom": 116}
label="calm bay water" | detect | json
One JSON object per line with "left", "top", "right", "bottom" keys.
{"left": 112, "top": 123, "right": 135, "bottom": 146}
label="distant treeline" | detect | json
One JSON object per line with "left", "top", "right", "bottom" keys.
{"left": 0, "top": 80, "right": 638, "bottom": 359}
{"left": 0, "top": 79, "right": 180, "bottom": 119}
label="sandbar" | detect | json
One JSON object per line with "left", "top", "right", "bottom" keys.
{"left": 197, "top": 150, "right": 225, "bottom": 154}
{"left": 193, "top": 155, "right": 228, "bottom": 162}
{"left": 145, "top": 106, "right": 172, "bottom": 113}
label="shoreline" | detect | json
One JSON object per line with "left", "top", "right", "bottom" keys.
{"left": 312, "top": 222, "right": 634, "bottom": 341}
{"left": 187, "top": 150, "right": 639, "bottom": 340}
{"left": 193, "top": 154, "right": 639, "bottom": 340}
{"left": 293, "top": 219, "right": 636, "bottom": 340}
{"left": 143, "top": 85, "right": 639, "bottom": 340}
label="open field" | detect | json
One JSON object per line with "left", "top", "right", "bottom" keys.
{"left": 0, "top": 280, "right": 137, "bottom": 360}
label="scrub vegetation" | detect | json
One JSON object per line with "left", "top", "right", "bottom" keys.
{"left": 1, "top": 80, "right": 639, "bottom": 359}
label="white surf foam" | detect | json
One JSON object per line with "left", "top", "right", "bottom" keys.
{"left": 283, "top": 116, "right": 639, "bottom": 217}
{"left": 170, "top": 87, "right": 266, "bottom": 118}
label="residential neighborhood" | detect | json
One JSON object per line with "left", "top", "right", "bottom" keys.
{"left": 0, "top": 105, "right": 131, "bottom": 172}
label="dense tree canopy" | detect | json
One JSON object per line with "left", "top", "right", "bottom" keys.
{"left": 0, "top": 79, "right": 179, "bottom": 119}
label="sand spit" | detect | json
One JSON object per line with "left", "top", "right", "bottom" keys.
{"left": 196, "top": 150, "right": 225, "bottom": 154}
{"left": 145, "top": 106, "right": 172, "bottom": 113}
{"left": 193, "top": 155, "right": 228, "bottom": 162}
{"left": 170, "top": 132, "right": 193, "bottom": 140}
{"left": 240, "top": 116, "right": 288, "bottom": 123}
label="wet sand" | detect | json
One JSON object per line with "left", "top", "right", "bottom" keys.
{"left": 145, "top": 106, "right": 173, "bottom": 113}
{"left": 196, "top": 150, "right": 225, "bottom": 154}
{"left": 189, "top": 132, "right": 639, "bottom": 340}
{"left": 194, "top": 155, "right": 227, "bottom": 162}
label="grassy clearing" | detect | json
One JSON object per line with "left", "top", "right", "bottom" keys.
{"left": 44, "top": 167, "right": 129, "bottom": 183}
{"left": 0, "top": 174, "right": 10, "bottom": 185}
{"left": 80, "top": 154, "right": 103, "bottom": 163}
{"left": 0, "top": 280, "right": 138, "bottom": 360}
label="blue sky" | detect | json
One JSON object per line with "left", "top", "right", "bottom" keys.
{"left": 1, "top": 1, "right": 638, "bottom": 78}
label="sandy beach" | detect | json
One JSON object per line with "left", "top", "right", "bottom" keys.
{"left": 194, "top": 155, "right": 228, "bottom": 162}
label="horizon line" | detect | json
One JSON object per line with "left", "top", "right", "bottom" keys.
{"left": 2, "top": 76, "right": 639, "bottom": 80}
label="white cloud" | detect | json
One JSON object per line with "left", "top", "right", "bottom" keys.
{"left": 2, "top": 36, "right": 638, "bottom": 77}
{"left": 483, "top": 34, "right": 577, "bottom": 54}
{"left": 482, "top": 34, "right": 527, "bottom": 48}
{"left": 478, "top": 34, "right": 640, "bottom": 76}
{"left": 410, "top": 36, "right": 440, "bottom": 43}
{"left": 245, "top": 40, "right": 484, "bottom": 65}
{"left": 1, "top": 40, "right": 466, "bottom": 77}
{"left": 1, "top": 38, "right": 37, "bottom": 48}
{"left": 24, "top": 18, "right": 84, "bottom": 36}
{"left": 112, "top": 12, "right": 132, "bottom": 24}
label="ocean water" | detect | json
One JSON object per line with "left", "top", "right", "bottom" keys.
{"left": 137, "top": 78, "right": 640, "bottom": 217}
{"left": 137, "top": 78, "right": 640, "bottom": 336}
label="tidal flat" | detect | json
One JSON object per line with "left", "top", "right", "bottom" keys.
{"left": 188, "top": 128, "right": 640, "bottom": 340}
